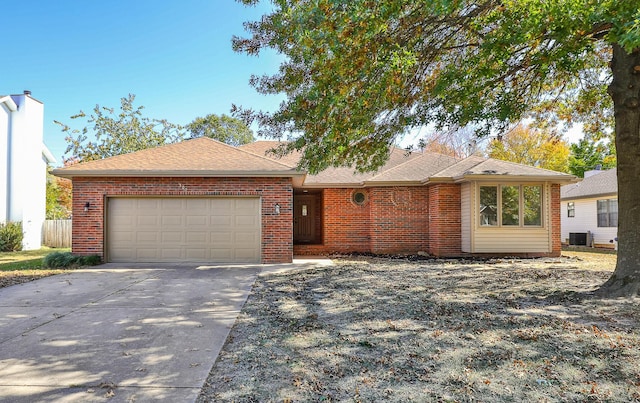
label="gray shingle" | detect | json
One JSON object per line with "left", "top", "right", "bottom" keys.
{"left": 561, "top": 168, "right": 617, "bottom": 199}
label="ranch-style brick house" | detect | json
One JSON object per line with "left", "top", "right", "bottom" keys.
{"left": 53, "top": 137, "right": 576, "bottom": 264}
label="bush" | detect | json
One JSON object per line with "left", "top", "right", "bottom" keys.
{"left": 0, "top": 222, "right": 23, "bottom": 252}
{"left": 43, "top": 252, "right": 102, "bottom": 268}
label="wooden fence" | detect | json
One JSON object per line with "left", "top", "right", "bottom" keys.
{"left": 42, "top": 220, "right": 72, "bottom": 248}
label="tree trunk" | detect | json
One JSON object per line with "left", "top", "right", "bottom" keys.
{"left": 598, "top": 44, "right": 640, "bottom": 297}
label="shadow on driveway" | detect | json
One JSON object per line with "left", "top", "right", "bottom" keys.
{"left": 0, "top": 263, "right": 260, "bottom": 402}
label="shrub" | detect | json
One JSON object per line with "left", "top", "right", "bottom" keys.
{"left": 43, "top": 252, "right": 102, "bottom": 268}
{"left": 0, "top": 222, "right": 23, "bottom": 252}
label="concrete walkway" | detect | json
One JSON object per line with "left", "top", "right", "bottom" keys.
{"left": 0, "top": 260, "right": 330, "bottom": 402}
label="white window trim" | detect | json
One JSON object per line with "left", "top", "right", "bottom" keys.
{"left": 478, "top": 183, "right": 544, "bottom": 228}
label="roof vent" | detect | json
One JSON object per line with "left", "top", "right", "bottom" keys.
{"left": 483, "top": 170, "right": 497, "bottom": 174}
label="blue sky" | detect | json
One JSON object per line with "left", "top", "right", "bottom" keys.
{"left": 4, "top": 1, "right": 585, "bottom": 166}
{"left": 2, "top": 1, "right": 283, "bottom": 165}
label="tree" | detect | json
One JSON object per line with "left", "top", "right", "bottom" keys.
{"left": 487, "top": 125, "right": 570, "bottom": 172}
{"left": 413, "top": 126, "right": 482, "bottom": 158}
{"left": 568, "top": 137, "right": 617, "bottom": 177}
{"left": 46, "top": 170, "right": 72, "bottom": 219}
{"left": 186, "top": 113, "right": 255, "bottom": 146}
{"left": 57, "top": 94, "right": 184, "bottom": 162}
{"left": 234, "top": 1, "right": 640, "bottom": 296}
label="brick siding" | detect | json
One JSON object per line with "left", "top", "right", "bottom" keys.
{"left": 71, "top": 177, "right": 293, "bottom": 263}
{"left": 550, "top": 183, "right": 562, "bottom": 257}
{"left": 427, "top": 184, "right": 462, "bottom": 257}
{"left": 295, "top": 186, "right": 431, "bottom": 256}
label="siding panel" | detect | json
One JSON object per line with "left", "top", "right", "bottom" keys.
{"left": 474, "top": 228, "right": 549, "bottom": 253}
{"left": 561, "top": 197, "right": 618, "bottom": 246}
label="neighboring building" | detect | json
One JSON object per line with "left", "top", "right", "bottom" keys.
{"left": 53, "top": 138, "right": 576, "bottom": 264}
{"left": 0, "top": 91, "right": 55, "bottom": 250}
{"left": 561, "top": 168, "right": 618, "bottom": 248}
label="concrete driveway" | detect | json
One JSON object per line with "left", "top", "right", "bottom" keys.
{"left": 0, "top": 263, "right": 263, "bottom": 402}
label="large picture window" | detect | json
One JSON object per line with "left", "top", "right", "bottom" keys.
{"left": 597, "top": 199, "right": 618, "bottom": 227}
{"left": 479, "top": 185, "right": 543, "bottom": 227}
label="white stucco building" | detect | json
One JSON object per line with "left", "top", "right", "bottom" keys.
{"left": 561, "top": 168, "right": 618, "bottom": 249}
{"left": 0, "top": 91, "right": 55, "bottom": 250}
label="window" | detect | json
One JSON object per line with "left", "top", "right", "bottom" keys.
{"left": 352, "top": 190, "right": 367, "bottom": 206}
{"left": 523, "top": 185, "right": 542, "bottom": 226}
{"left": 597, "top": 199, "right": 618, "bottom": 227}
{"left": 479, "top": 186, "right": 498, "bottom": 225}
{"left": 567, "top": 202, "right": 575, "bottom": 217}
{"left": 502, "top": 185, "right": 520, "bottom": 226}
{"left": 479, "top": 185, "right": 543, "bottom": 227}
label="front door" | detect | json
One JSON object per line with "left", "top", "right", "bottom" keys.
{"left": 294, "top": 195, "right": 317, "bottom": 243}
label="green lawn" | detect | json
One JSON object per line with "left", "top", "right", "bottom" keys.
{"left": 0, "top": 247, "right": 71, "bottom": 288}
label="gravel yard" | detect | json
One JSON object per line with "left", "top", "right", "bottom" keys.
{"left": 198, "top": 251, "right": 640, "bottom": 402}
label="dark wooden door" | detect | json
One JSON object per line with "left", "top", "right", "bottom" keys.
{"left": 294, "top": 195, "right": 316, "bottom": 243}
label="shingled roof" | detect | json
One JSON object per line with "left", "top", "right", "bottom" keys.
{"left": 53, "top": 138, "right": 576, "bottom": 187}
{"left": 434, "top": 157, "right": 577, "bottom": 182}
{"left": 240, "top": 141, "right": 576, "bottom": 186}
{"left": 561, "top": 168, "right": 617, "bottom": 200}
{"left": 52, "top": 137, "right": 304, "bottom": 184}
{"left": 239, "top": 141, "right": 424, "bottom": 187}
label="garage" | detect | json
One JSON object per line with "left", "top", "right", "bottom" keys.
{"left": 52, "top": 138, "right": 300, "bottom": 263}
{"left": 107, "top": 197, "right": 261, "bottom": 263}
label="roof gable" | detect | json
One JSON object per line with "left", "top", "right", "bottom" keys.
{"left": 365, "top": 152, "right": 459, "bottom": 184}
{"left": 52, "top": 137, "right": 303, "bottom": 180}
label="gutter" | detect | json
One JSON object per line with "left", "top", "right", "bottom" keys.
{"left": 51, "top": 169, "right": 307, "bottom": 187}
{"left": 560, "top": 192, "right": 618, "bottom": 201}
{"left": 446, "top": 174, "right": 578, "bottom": 184}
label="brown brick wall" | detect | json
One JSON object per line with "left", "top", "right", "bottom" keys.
{"left": 71, "top": 177, "right": 293, "bottom": 263}
{"left": 427, "top": 184, "right": 462, "bottom": 257}
{"left": 322, "top": 188, "right": 372, "bottom": 253}
{"left": 369, "top": 187, "right": 430, "bottom": 254}
{"left": 295, "top": 186, "right": 430, "bottom": 256}
{"left": 550, "top": 183, "right": 562, "bottom": 257}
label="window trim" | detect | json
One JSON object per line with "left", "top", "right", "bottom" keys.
{"left": 567, "top": 202, "right": 575, "bottom": 218}
{"left": 351, "top": 190, "right": 368, "bottom": 206}
{"left": 478, "top": 183, "right": 544, "bottom": 228}
{"left": 597, "top": 198, "right": 618, "bottom": 228}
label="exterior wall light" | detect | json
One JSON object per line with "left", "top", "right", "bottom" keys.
{"left": 275, "top": 203, "right": 281, "bottom": 215}
{"left": 84, "top": 202, "right": 90, "bottom": 212}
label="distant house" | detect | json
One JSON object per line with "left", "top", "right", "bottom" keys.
{"left": 0, "top": 91, "right": 55, "bottom": 250}
{"left": 561, "top": 168, "right": 617, "bottom": 248}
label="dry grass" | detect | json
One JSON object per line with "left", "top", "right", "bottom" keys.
{"left": 0, "top": 248, "right": 71, "bottom": 289}
{"left": 199, "top": 251, "right": 640, "bottom": 402}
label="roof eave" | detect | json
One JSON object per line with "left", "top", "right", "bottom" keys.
{"left": 0, "top": 96, "right": 18, "bottom": 111}
{"left": 422, "top": 177, "right": 456, "bottom": 184}
{"left": 560, "top": 191, "right": 618, "bottom": 201}
{"left": 299, "top": 182, "right": 365, "bottom": 189}
{"left": 42, "top": 144, "right": 56, "bottom": 164}
{"left": 451, "top": 174, "right": 578, "bottom": 183}
{"left": 52, "top": 169, "right": 305, "bottom": 179}
{"left": 362, "top": 180, "right": 424, "bottom": 187}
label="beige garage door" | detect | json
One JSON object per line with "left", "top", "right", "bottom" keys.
{"left": 107, "top": 197, "right": 261, "bottom": 263}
